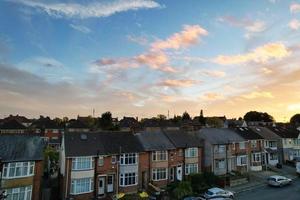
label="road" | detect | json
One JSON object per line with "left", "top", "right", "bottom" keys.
{"left": 235, "top": 178, "right": 300, "bottom": 200}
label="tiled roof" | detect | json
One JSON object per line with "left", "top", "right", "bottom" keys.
{"left": 136, "top": 130, "right": 175, "bottom": 151}
{"left": 267, "top": 126, "right": 299, "bottom": 138}
{"left": 250, "top": 126, "right": 281, "bottom": 140}
{"left": 67, "top": 119, "right": 89, "bottom": 129}
{"left": 163, "top": 129, "right": 202, "bottom": 148}
{"left": 197, "top": 128, "right": 245, "bottom": 144}
{"left": 31, "top": 118, "right": 63, "bottom": 129}
{"left": 0, "top": 135, "right": 46, "bottom": 162}
{"left": 64, "top": 131, "right": 144, "bottom": 157}
{"left": 233, "top": 127, "right": 264, "bottom": 140}
{"left": 0, "top": 119, "right": 26, "bottom": 129}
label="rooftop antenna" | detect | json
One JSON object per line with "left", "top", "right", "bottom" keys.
{"left": 167, "top": 110, "right": 169, "bottom": 119}
{"left": 93, "top": 108, "right": 95, "bottom": 117}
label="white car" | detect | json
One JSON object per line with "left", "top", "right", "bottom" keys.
{"left": 204, "top": 187, "right": 234, "bottom": 199}
{"left": 267, "top": 175, "right": 292, "bottom": 187}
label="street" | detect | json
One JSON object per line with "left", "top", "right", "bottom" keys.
{"left": 236, "top": 178, "right": 300, "bottom": 200}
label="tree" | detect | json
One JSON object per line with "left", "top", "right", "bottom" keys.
{"left": 157, "top": 114, "right": 167, "bottom": 121}
{"left": 290, "top": 114, "right": 300, "bottom": 126}
{"left": 171, "top": 181, "right": 193, "bottom": 200}
{"left": 243, "top": 111, "right": 274, "bottom": 122}
{"left": 99, "top": 112, "right": 113, "bottom": 130}
{"left": 182, "top": 111, "right": 191, "bottom": 121}
{"left": 198, "top": 109, "right": 205, "bottom": 125}
{"left": 171, "top": 115, "right": 182, "bottom": 123}
{"left": 44, "top": 146, "right": 59, "bottom": 176}
{"left": 206, "top": 117, "right": 223, "bottom": 128}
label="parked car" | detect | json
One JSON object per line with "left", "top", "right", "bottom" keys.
{"left": 267, "top": 175, "right": 292, "bottom": 187}
{"left": 183, "top": 196, "right": 206, "bottom": 200}
{"left": 204, "top": 187, "right": 234, "bottom": 199}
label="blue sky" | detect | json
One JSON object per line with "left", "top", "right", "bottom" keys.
{"left": 1, "top": 0, "right": 300, "bottom": 121}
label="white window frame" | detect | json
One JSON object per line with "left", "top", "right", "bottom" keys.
{"left": 72, "top": 157, "right": 93, "bottom": 171}
{"left": 119, "top": 172, "right": 138, "bottom": 186}
{"left": 185, "top": 148, "right": 198, "bottom": 158}
{"left": 111, "top": 156, "right": 116, "bottom": 164}
{"left": 216, "top": 145, "right": 225, "bottom": 153}
{"left": 251, "top": 140, "right": 257, "bottom": 148}
{"left": 98, "top": 156, "right": 104, "bottom": 167}
{"left": 239, "top": 142, "right": 246, "bottom": 150}
{"left": 252, "top": 153, "right": 261, "bottom": 162}
{"left": 5, "top": 185, "right": 32, "bottom": 200}
{"left": 237, "top": 155, "right": 247, "bottom": 166}
{"left": 185, "top": 163, "right": 198, "bottom": 175}
{"left": 71, "top": 178, "right": 93, "bottom": 195}
{"left": 2, "top": 162, "right": 35, "bottom": 179}
{"left": 152, "top": 168, "right": 168, "bottom": 181}
{"left": 120, "top": 153, "right": 138, "bottom": 165}
{"left": 152, "top": 151, "right": 168, "bottom": 161}
{"left": 215, "top": 159, "right": 225, "bottom": 169}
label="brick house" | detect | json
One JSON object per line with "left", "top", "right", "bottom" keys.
{"left": 0, "top": 135, "right": 45, "bottom": 200}
{"left": 251, "top": 126, "right": 281, "bottom": 166}
{"left": 59, "top": 131, "right": 144, "bottom": 200}
{"left": 233, "top": 127, "right": 264, "bottom": 171}
{"left": 197, "top": 128, "right": 246, "bottom": 175}
{"left": 0, "top": 119, "right": 27, "bottom": 134}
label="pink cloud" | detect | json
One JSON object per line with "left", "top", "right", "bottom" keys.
{"left": 289, "top": 19, "right": 300, "bottom": 30}
{"left": 158, "top": 79, "right": 198, "bottom": 87}
{"left": 151, "top": 25, "right": 208, "bottom": 50}
{"left": 290, "top": 3, "right": 300, "bottom": 13}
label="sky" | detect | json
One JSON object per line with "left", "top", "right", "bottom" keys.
{"left": 0, "top": 0, "right": 300, "bottom": 122}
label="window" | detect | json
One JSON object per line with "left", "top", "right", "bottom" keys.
{"left": 251, "top": 140, "right": 257, "bottom": 148}
{"left": 2, "top": 162, "right": 34, "bottom": 179}
{"left": 178, "top": 149, "right": 183, "bottom": 156}
{"left": 111, "top": 156, "right": 116, "bottom": 164}
{"left": 119, "top": 172, "right": 137, "bottom": 186}
{"left": 185, "top": 163, "right": 198, "bottom": 175}
{"left": 269, "top": 141, "right": 276, "bottom": 148}
{"left": 120, "top": 153, "right": 138, "bottom": 165}
{"left": 169, "top": 168, "right": 174, "bottom": 181}
{"left": 72, "top": 157, "right": 93, "bottom": 170}
{"left": 185, "top": 148, "right": 198, "bottom": 158}
{"left": 215, "top": 145, "right": 225, "bottom": 153}
{"left": 152, "top": 168, "right": 167, "bottom": 181}
{"left": 215, "top": 159, "right": 225, "bottom": 169}
{"left": 71, "top": 178, "right": 93, "bottom": 194}
{"left": 270, "top": 153, "right": 278, "bottom": 160}
{"left": 252, "top": 153, "right": 261, "bottom": 162}
{"left": 237, "top": 155, "right": 247, "bottom": 166}
{"left": 98, "top": 156, "right": 104, "bottom": 167}
{"left": 152, "top": 151, "right": 167, "bottom": 161}
{"left": 5, "top": 185, "right": 32, "bottom": 200}
{"left": 239, "top": 142, "right": 246, "bottom": 150}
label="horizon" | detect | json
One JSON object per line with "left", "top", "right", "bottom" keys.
{"left": 1, "top": 0, "right": 300, "bottom": 122}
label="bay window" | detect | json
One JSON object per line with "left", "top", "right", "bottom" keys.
{"left": 252, "top": 153, "right": 261, "bottom": 162}
{"left": 237, "top": 155, "right": 247, "bottom": 166}
{"left": 5, "top": 185, "right": 32, "bottom": 200}
{"left": 152, "top": 151, "right": 167, "bottom": 161}
{"left": 185, "top": 148, "right": 198, "bottom": 158}
{"left": 120, "top": 153, "right": 138, "bottom": 165}
{"left": 119, "top": 172, "right": 137, "bottom": 186}
{"left": 72, "top": 157, "right": 93, "bottom": 170}
{"left": 2, "top": 162, "right": 34, "bottom": 179}
{"left": 152, "top": 168, "right": 167, "bottom": 181}
{"left": 185, "top": 163, "right": 198, "bottom": 175}
{"left": 71, "top": 178, "right": 93, "bottom": 194}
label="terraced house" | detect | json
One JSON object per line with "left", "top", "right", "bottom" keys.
{"left": 0, "top": 135, "right": 45, "bottom": 200}
{"left": 59, "top": 131, "right": 144, "bottom": 200}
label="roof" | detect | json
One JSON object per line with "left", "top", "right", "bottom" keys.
{"left": 267, "top": 126, "right": 299, "bottom": 138}
{"left": 67, "top": 119, "right": 89, "bottom": 129}
{"left": 31, "top": 118, "right": 63, "bottom": 129}
{"left": 250, "top": 126, "right": 281, "bottom": 140}
{"left": 3, "top": 115, "right": 32, "bottom": 123}
{"left": 197, "top": 128, "right": 245, "bottom": 144}
{"left": 233, "top": 127, "right": 264, "bottom": 140}
{"left": 136, "top": 130, "right": 175, "bottom": 151}
{"left": 0, "top": 135, "right": 46, "bottom": 162}
{"left": 64, "top": 131, "right": 144, "bottom": 157}
{"left": 163, "top": 129, "right": 202, "bottom": 148}
{"left": 141, "top": 119, "right": 160, "bottom": 127}
{"left": 208, "top": 187, "right": 224, "bottom": 193}
{"left": 119, "top": 117, "right": 139, "bottom": 128}
{"left": 0, "top": 119, "right": 26, "bottom": 130}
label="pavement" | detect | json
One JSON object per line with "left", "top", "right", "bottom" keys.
{"left": 227, "top": 165, "right": 299, "bottom": 194}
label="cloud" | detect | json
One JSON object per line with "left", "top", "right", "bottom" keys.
{"left": 245, "top": 21, "right": 266, "bottom": 33}
{"left": 127, "top": 35, "right": 148, "bottom": 45}
{"left": 151, "top": 25, "right": 208, "bottom": 50}
{"left": 288, "top": 19, "right": 300, "bottom": 30}
{"left": 290, "top": 3, "right": 300, "bottom": 14}
{"left": 202, "top": 70, "right": 226, "bottom": 78}
{"left": 10, "top": 0, "right": 161, "bottom": 19}
{"left": 214, "top": 42, "right": 290, "bottom": 65}
{"left": 261, "top": 67, "right": 273, "bottom": 74}
{"left": 201, "top": 92, "right": 224, "bottom": 101}
{"left": 157, "top": 79, "right": 198, "bottom": 87}
{"left": 69, "top": 24, "right": 91, "bottom": 33}
{"left": 287, "top": 103, "right": 300, "bottom": 111}
{"left": 24, "top": 56, "right": 64, "bottom": 68}
{"left": 242, "top": 91, "right": 274, "bottom": 99}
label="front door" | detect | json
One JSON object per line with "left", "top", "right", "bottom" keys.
{"left": 107, "top": 175, "right": 114, "bottom": 193}
{"left": 98, "top": 177, "right": 105, "bottom": 195}
{"left": 176, "top": 165, "right": 182, "bottom": 181}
